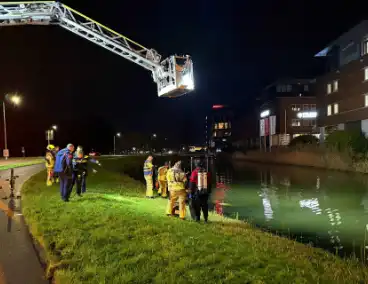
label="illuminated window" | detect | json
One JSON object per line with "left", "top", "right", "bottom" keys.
{"left": 303, "top": 104, "right": 310, "bottom": 111}
{"left": 334, "top": 103, "right": 339, "bottom": 114}
{"left": 333, "top": 80, "right": 338, "bottom": 92}
{"left": 218, "top": 123, "right": 224, "bottom": 129}
{"left": 304, "top": 85, "right": 309, "bottom": 91}
{"left": 292, "top": 119, "right": 301, "bottom": 126}
{"left": 310, "top": 104, "right": 316, "bottom": 111}
{"left": 365, "top": 67, "right": 368, "bottom": 81}
{"left": 365, "top": 94, "right": 368, "bottom": 107}
{"left": 327, "top": 104, "right": 332, "bottom": 116}
{"left": 224, "top": 122, "right": 228, "bottom": 129}
{"left": 214, "top": 124, "right": 218, "bottom": 129}
{"left": 327, "top": 83, "right": 332, "bottom": 94}
{"left": 291, "top": 104, "right": 301, "bottom": 111}
{"left": 213, "top": 131, "right": 217, "bottom": 137}
{"left": 362, "top": 38, "right": 368, "bottom": 56}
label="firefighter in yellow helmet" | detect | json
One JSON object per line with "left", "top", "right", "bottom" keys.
{"left": 166, "top": 161, "right": 187, "bottom": 220}
{"left": 143, "top": 155, "right": 154, "bottom": 198}
{"left": 157, "top": 162, "right": 169, "bottom": 198}
{"left": 45, "top": 144, "right": 56, "bottom": 186}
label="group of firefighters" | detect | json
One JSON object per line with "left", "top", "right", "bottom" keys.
{"left": 143, "top": 155, "right": 211, "bottom": 222}
{"left": 45, "top": 143, "right": 100, "bottom": 202}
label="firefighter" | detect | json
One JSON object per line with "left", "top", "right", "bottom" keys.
{"left": 166, "top": 161, "right": 187, "bottom": 220}
{"left": 72, "top": 149, "right": 101, "bottom": 196}
{"left": 45, "top": 144, "right": 56, "bottom": 186}
{"left": 54, "top": 143, "right": 75, "bottom": 202}
{"left": 157, "top": 162, "right": 169, "bottom": 198}
{"left": 143, "top": 155, "right": 154, "bottom": 198}
{"left": 189, "top": 159, "right": 211, "bottom": 222}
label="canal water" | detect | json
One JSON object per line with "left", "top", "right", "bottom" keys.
{"left": 213, "top": 160, "right": 368, "bottom": 260}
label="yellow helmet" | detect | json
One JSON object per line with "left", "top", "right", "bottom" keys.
{"left": 46, "top": 144, "right": 55, "bottom": 151}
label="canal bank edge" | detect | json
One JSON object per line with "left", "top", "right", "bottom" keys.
{"left": 232, "top": 150, "right": 368, "bottom": 173}
{"left": 19, "top": 166, "right": 51, "bottom": 283}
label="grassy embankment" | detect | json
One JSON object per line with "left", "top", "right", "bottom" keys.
{"left": 0, "top": 157, "right": 44, "bottom": 171}
{"left": 22, "top": 157, "right": 368, "bottom": 283}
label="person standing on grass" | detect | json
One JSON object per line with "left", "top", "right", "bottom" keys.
{"left": 189, "top": 159, "right": 211, "bottom": 223}
{"left": 72, "top": 148, "right": 101, "bottom": 197}
{"left": 45, "top": 144, "right": 56, "bottom": 186}
{"left": 166, "top": 161, "right": 187, "bottom": 220}
{"left": 143, "top": 155, "right": 154, "bottom": 198}
{"left": 54, "top": 143, "right": 75, "bottom": 202}
{"left": 157, "top": 161, "right": 169, "bottom": 198}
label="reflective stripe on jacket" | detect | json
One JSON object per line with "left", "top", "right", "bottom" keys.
{"left": 143, "top": 160, "right": 153, "bottom": 176}
{"left": 166, "top": 168, "right": 186, "bottom": 191}
{"left": 157, "top": 166, "right": 168, "bottom": 181}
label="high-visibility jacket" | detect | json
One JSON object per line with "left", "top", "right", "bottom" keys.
{"left": 157, "top": 166, "right": 168, "bottom": 181}
{"left": 167, "top": 168, "right": 187, "bottom": 191}
{"left": 143, "top": 160, "right": 153, "bottom": 176}
{"left": 45, "top": 151, "right": 55, "bottom": 169}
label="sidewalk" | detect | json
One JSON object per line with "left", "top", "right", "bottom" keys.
{"left": 0, "top": 158, "right": 43, "bottom": 171}
{"left": 0, "top": 164, "right": 48, "bottom": 284}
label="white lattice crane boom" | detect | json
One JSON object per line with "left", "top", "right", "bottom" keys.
{"left": 0, "top": 1, "right": 195, "bottom": 98}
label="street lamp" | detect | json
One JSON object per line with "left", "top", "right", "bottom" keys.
{"left": 3, "top": 93, "right": 22, "bottom": 159}
{"left": 114, "top": 132, "right": 121, "bottom": 155}
{"left": 46, "top": 125, "right": 58, "bottom": 145}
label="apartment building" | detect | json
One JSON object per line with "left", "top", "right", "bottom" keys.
{"left": 315, "top": 20, "right": 368, "bottom": 137}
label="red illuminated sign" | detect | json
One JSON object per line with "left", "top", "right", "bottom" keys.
{"left": 212, "top": 105, "right": 224, "bottom": 109}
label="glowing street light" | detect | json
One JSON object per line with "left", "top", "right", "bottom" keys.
{"left": 46, "top": 124, "right": 58, "bottom": 145}
{"left": 114, "top": 132, "right": 121, "bottom": 155}
{"left": 2, "top": 93, "right": 23, "bottom": 159}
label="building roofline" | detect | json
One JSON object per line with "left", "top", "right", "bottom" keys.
{"left": 314, "top": 20, "right": 368, "bottom": 57}
{"left": 264, "top": 78, "right": 316, "bottom": 90}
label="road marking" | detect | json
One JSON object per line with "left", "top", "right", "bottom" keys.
{"left": 0, "top": 200, "right": 14, "bottom": 219}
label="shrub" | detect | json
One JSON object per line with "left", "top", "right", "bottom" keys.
{"left": 325, "top": 130, "right": 368, "bottom": 154}
{"left": 289, "top": 135, "right": 319, "bottom": 147}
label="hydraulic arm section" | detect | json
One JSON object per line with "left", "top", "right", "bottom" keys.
{"left": 0, "top": 1, "right": 195, "bottom": 98}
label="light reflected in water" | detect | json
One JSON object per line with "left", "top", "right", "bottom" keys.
{"left": 212, "top": 161, "right": 368, "bottom": 260}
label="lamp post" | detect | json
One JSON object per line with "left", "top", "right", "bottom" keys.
{"left": 46, "top": 125, "right": 58, "bottom": 145}
{"left": 114, "top": 132, "right": 121, "bottom": 155}
{"left": 3, "top": 93, "right": 22, "bottom": 160}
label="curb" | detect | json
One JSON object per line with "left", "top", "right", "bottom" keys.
{"left": 18, "top": 166, "right": 54, "bottom": 283}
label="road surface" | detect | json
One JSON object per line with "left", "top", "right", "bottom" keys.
{"left": 0, "top": 164, "right": 48, "bottom": 284}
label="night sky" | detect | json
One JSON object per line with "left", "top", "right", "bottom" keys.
{"left": 0, "top": 0, "right": 366, "bottom": 155}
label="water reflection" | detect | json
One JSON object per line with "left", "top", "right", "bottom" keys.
{"left": 213, "top": 161, "right": 368, "bottom": 259}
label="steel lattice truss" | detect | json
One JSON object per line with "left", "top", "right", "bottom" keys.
{"left": 0, "top": 1, "right": 195, "bottom": 97}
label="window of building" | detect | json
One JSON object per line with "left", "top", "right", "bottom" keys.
{"left": 214, "top": 124, "right": 218, "bottom": 129}
{"left": 310, "top": 104, "right": 316, "bottom": 111}
{"left": 218, "top": 122, "right": 224, "bottom": 129}
{"left": 224, "top": 122, "right": 228, "bottom": 129}
{"left": 362, "top": 38, "right": 368, "bottom": 56}
{"left": 281, "top": 85, "right": 287, "bottom": 92}
{"left": 327, "top": 104, "right": 332, "bottom": 116}
{"left": 334, "top": 103, "right": 339, "bottom": 114}
{"left": 304, "top": 85, "right": 309, "bottom": 91}
{"left": 303, "top": 104, "right": 310, "bottom": 111}
{"left": 365, "top": 94, "right": 368, "bottom": 107}
{"left": 276, "top": 85, "right": 282, "bottom": 92}
{"left": 302, "top": 119, "right": 317, "bottom": 127}
{"left": 291, "top": 104, "right": 301, "bottom": 111}
{"left": 365, "top": 68, "right": 368, "bottom": 81}
{"left": 287, "top": 85, "right": 292, "bottom": 92}
{"left": 292, "top": 119, "right": 301, "bottom": 127}
{"left": 333, "top": 80, "right": 338, "bottom": 92}
{"left": 327, "top": 83, "right": 332, "bottom": 94}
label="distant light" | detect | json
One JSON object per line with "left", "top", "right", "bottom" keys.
{"left": 116, "top": 133, "right": 121, "bottom": 137}
{"left": 52, "top": 125, "right": 57, "bottom": 130}
{"left": 152, "top": 133, "right": 157, "bottom": 138}
{"left": 260, "top": 110, "right": 270, "bottom": 118}
{"left": 9, "top": 94, "right": 21, "bottom": 105}
{"left": 213, "top": 105, "right": 224, "bottom": 109}
{"left": 297, "top": 111, "right": 317, "bottom": 118}
{"left": 168, "top": 150, "right": 173, "bottom": 154}
{"left": 132, "top": 147, "right": 136, "bottom": 151}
